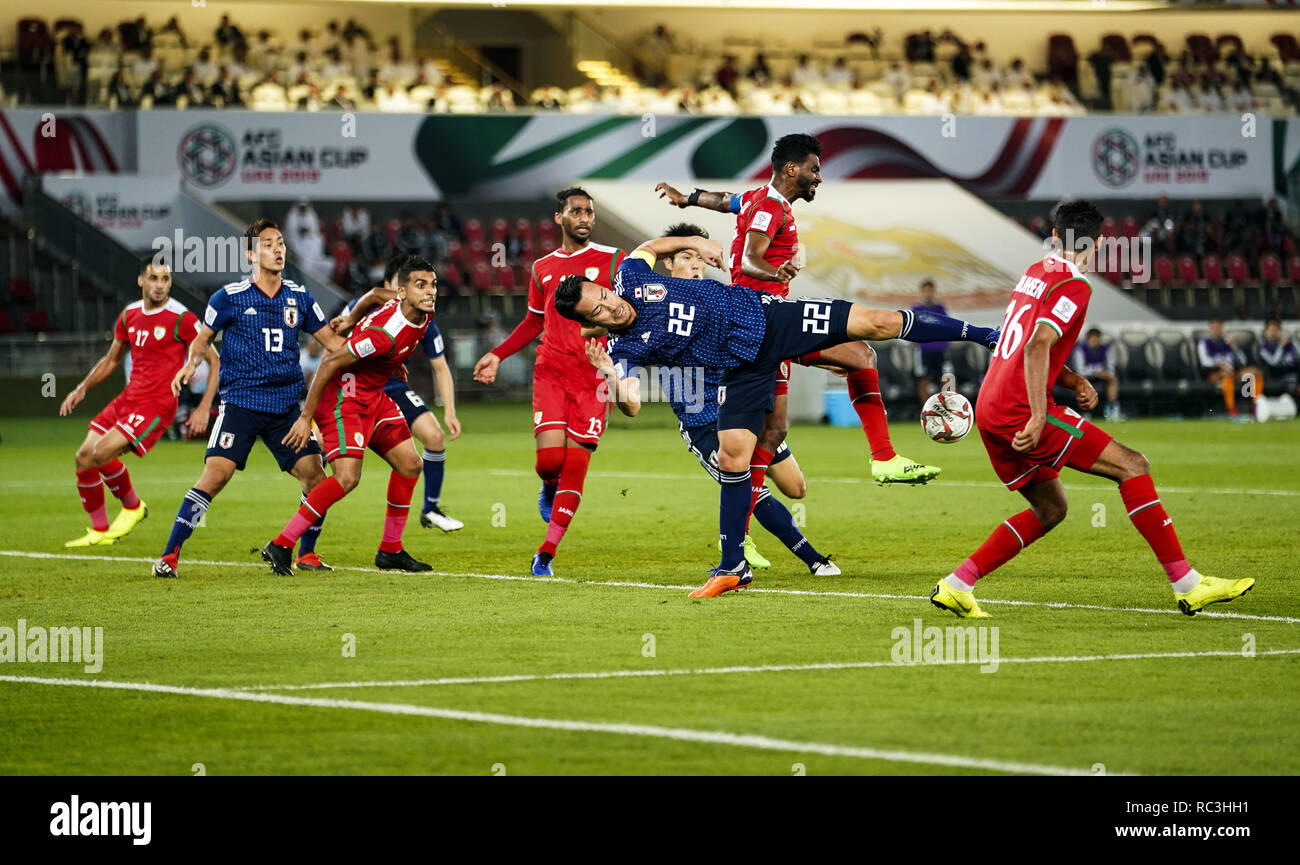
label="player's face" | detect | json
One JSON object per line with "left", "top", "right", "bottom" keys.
{"left": 794, "top": 154, "right": 822, "bottom": 202}
{"left": 557, "top": 196, "right": 594, "bottom": 244}
{"left": 250, "top": 228, "right": 286, "bottom": 275}
{"left": 1087, "top": 333, "right": 1101, "bottom": 348}
{"left": 576, "top": 282, "right": 633, "bottom": 330}
{"left": 138, "top": 263, "right": 172, "bottom": 304}
{"left": 666, "top": 249, "right": 706, "bottom": 279}
{"left": 398, "top": 270, "right": 438, "bottom": 317}
{"left": 1265, "top": 322, "right": 1280, "bottom": 341}
{"left": 1209, "top": 320, "right": 1223, "bottom": 338}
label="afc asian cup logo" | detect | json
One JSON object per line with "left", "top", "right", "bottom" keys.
{"left": 1092, "top": 128, "right": 1140, "bottom": 188}
{"left": 178, "top": 125, "right": 237, "bottom": 188}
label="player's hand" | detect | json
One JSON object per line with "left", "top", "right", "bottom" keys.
{"left": 330, "top": 314, "right": 352, "bottom": 335}
{"left": 473, "top": 352, "right": 501, "bottom": 384}
{"left": 697, "top": 238, "right": 725, "bottom": 268}
{"left": 282, "top": 416, "right": 313, "bottom": 452}
{"left": 445, "top": 412, "right": 462, "bottom": 440}
{"left": 185, "top": 407, "right": 211, "bottom": 438}
{"left": 775, "top": 260, "right": 800, "bottom": 284}
{"left": 59, "top": 387, "right": 85, "bottom": 417}
{"left": 580, "top": 325, "right": 608, "bottom": 339}
{"left": 1074, "top": 378, "right": 1099, "bottom": 411}
{"left": 655, "top": 182, "right": 687, "bottom": 208}
{"left": 1012, "top": 417, "right": 1045, "bottom": 453}
{"left": 171, "top": 363, "right": 195, "bottom": 397}
{"left": 585, "top": 338, "right": 613, "bottom": 372}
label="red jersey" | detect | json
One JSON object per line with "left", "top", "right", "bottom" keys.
{"left": 730, "top": 184, "right": 798, "bottom": 297}
{"left": 977, "top": 255, "right": 1094, "bottom": 432}
{"left": 114, "top": 298, "right": 201, "bottom": 401}
{"left": 334, "top": 299, "right": 430, "bottom": 405}
{"left": 528, "top": 242, "right": 625, "bottom": 389}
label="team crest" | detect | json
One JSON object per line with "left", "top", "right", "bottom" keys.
{"left": 153, "top": 326, "right": 166, "bottom": 341}
{"left": 643, "top": 284, "right": 666, "bottom": 302}
{"left": 717, "top": 386, "right": 727, "bottom": 405}
{"left": 584, "top": 267, "right": 599, "bottom": 280}
{"left": 284, "top": 306, "right": 299, "bottom": 327}
{"left": 353, "top": 432, "right": 364, "bottom": 447}
{"left": 219, "top": 432, "right": 234, "bottom": 449}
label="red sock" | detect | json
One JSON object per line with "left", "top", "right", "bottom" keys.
{"left": 953, "top": 509, "right": 1046, "bottom": 586}
{"left": 379, "top": 472, "right": 418, "bottom": 553}
{"left": 99, "top": 459, "right": 141, "bottom": 509}
{"left": 847, "top": 368, "right": 895, "bottom": 461}
{"left": 76, "top": 469, "right": 109, "bottom": 531}
{"left": 539, "top": 447, "right": 592, "bottom": 556}
{"left": 276, "top": 476, "right": 346, "bottom": 546}
{"left": 535, "top": 446, "right": 565, "bottom": 485}
{"left": 1119, "top": 474, "right": 1190, "bottom": 582}
{"left": 746, "top": 447, "right": 774, "bottom": 533}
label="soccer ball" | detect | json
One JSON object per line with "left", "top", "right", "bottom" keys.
{"left": 921, "top": 391, "right": 973, "bottom": 443}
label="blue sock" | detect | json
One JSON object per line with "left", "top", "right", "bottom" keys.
{"left": 422, "top": 448, "right": 446, "bottom": 511}
{"left": 163, "top": 488, "right": 211, "bottom": 558}
{"left": 752, "top": 490, "right": 822, "bottom": 567}
{"left": 718, "top": 469, "right": 750, "bottom": 570}
{"left": 897, "top": 308, "right": 995, "bottom": 347}
{"left": 297, "top": 492, "right": 326, "bottom": 556}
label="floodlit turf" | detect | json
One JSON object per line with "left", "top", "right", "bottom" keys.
{"left": 1, "top": 405, "right": 1297, "bottom": 775}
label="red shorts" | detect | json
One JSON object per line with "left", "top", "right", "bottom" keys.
{"left": 316, "top": 393, "right": 411, "bottom": 462}
{"left": 532, "top": 373, "right": 608, "bottom": 446}
{"left": 980, "top": 405, "right": 1113, "bottom": 491}
{"left": 89, "top": 391, "right": 177, "bottom": 457}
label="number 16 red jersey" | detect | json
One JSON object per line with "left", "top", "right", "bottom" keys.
{"left": 977, "top": 254, "right": 1093, "bottom": 432}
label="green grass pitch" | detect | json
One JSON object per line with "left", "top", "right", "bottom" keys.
{"left": 1, "top": 404, "right": 1297, "bottom": 775}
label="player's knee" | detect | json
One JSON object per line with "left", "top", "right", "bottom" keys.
{"left": 859, "top": 342, "right": 877, "bottom": 369}
{"left": 535, "top": 449, "right": 564, "bottom": 478}
{"left": 758, "top": 424, "right": 787, "bottom": 450}
{"left": 1125, "top": 449, "right": 1150, "bottom": 479}
{"left": 1036, "top": 500, "right": 1068, "bottom": 530}
{"left": 73, "top": 445, "right": 96, "bottom": 471}
{"left": 335, "top": 472, "right": 360, "bottom": 493}
{"left": 425, "top": 427, "right": 445, "bottom": 451}
{"left": 781, "top": 475, "right": 807, "bottom": 499}
{"left": 89, "top": 442, "right": 117, "bottom": 468}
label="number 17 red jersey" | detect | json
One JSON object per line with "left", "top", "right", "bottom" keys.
{"left": 977, "top": 255, "right": 1093, "bottom": 432}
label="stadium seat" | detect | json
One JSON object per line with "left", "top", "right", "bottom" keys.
{"left": 21, "top": 307, "right": 53, "bottom": 332}
{"left": 1259, "top": 254, "right": 1282, "bottom": 286}
{"left": 1154, "top": 256, "right": 1175, "bottom": 286}
{"left": 466, "top": 239, "right": 488, "bottom": 267}
{"left": 513, "top": 217, "right": 533, "bottom": 243}
{"left": 464, "top": 219, "right": 484, "bottom": 245}
{"left": 1176, "top": 255, "right": 1200, "bottom": 286}
{"left": 490, "top": 218, "right": 509, "bottom": 244}
{"left": 330, "top": 241, "right": 352, "bottom": 285}
{"left": 1286, "top": 255, "right": 1300, "bottom": 285}
{"left": 1154, "top": 330, "right": 1196, "bottom": 385}
{"left": 7, "top": 278, "right": 34, "bottom": 303}
{"left": 445, "top": 240, "right": 464, "bottom": 267}
{"left": 1101, "top": 217, "right": 1118, "bottom": 238}
{"left": 1225, "top": 254, "right": 1251, "bottom": 285}
{"left": 471, "top": 260, "right": 493, "bottom": 293}
{"left": 1120, "top": 215, "right": 1140, "bottom": 240}
{"left": 495, "top": 265, "right": 517, "bottom": 291}
{"left": 1202, "top": 255, "right": 1225, "bottom": 286}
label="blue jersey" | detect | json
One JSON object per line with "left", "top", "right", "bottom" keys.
{"left": 204, "top": 278, "right": 328, "bottom": 414}
{"left": 606, "top": 257, "right": 765, "bottom": 388}
{"left": 345, "top": 294, "right": 445, "bottom": 396}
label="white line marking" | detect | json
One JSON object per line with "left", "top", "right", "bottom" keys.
{"left": 2, "top": 550, "right": 1293, "bottom": 624}
{"left": 488, "top": 468, "right": 1300, "bottom": 497}
{"left": 0, "top": 673, "right": 1127, "bottom": 776}
{"left": 236, "top": 648, "right": 1300, "bottom": 693}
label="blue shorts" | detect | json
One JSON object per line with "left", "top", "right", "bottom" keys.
{"left": 679, "top": 422, "right": 793, "bottom": 481}
{"left": 718, "top": 296, "right": 854, "bottom": 434}
{"left": 383, "top": 383, "right": 433, "bottom": 427}
{"left": 206, "top": 401, "right": 322, "bottom": 472}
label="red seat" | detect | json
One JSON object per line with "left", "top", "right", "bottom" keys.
{"left": 1259, "top": 254, "right": 1282, "bottom": 285}
{"left": 1153, "top": 256, "right": 1175, "bottom": 286}
{"left": 1225, "top": 254, "right": 1250, "bottom": 284}
{"left": 490, "top": 218, "right": 509, "bottom": 244}
{"left": 445, "top": 239, "right": 464, "bottom": 266}
{"left": 441, "top": 260, "right": 463, "bottom": 288}
{"left": 1202, "top": 255, "right": 1224, "bottom": 285}
{"left": 22, "top": 307, "right": 53, "bottom": 332}
{"left": 330, "top": 240, "right": 352, "bottom": 284}
{"left": 536, "top": 219, "right": 557, "bottom": 242}
{"left": 385, "top": 218, "right": 401, "bottom": 247}
{"left": 7, "top": 278, "right": 34, "bottom": 303}
{"left": 1100, "top": 217, "right": 1118, "bottom": 238}
{"left": 1130, "top": 256, "right": 1150, "bottom": 285}
{"left": 467, "top": 239, "right": 488, "bottom": 267}
{"left": 1287, "top": 255, "right": 1300, "bottom": 284}
{"left": 1120, "top": 215, "right": 1140, "bottom": 239}
{"left": 472, "top": 260, "right": 495, "bottom": 293}
{"left": 495, "top": 265, "right": 517, "bottom": 290}
{"left": 464, "top": 218, "right": 484, "bottom": 245}
{"left": 513, "top": 217, "right": 533, "bottom": 242}
{"left": 1176, "top": 255, "right": 1199, "bottom": 285}
{"left": 538, "top": 235, "right": 558, "bottom": 255}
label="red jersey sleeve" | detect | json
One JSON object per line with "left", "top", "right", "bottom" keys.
{"left": 1036, "top": 277, "right": 1092, "bottom": 340}
{"left": 113, "top": 311, "right": 129, "bottom": 343}
{"left": 176, "top": 310, "right": 202, "bottom": 344}
{"left": 602, "top": 249, "right": 627, "bottom": 288}
{"left": 745, "top": 198, "right": 786, "bottom": 241}
{"left": 526, "top": 263, "right": 545, "bottom": 315}
{"left": 348, "top": 326, "right": 395, "bottom": 361}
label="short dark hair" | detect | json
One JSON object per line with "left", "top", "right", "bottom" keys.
{"left": 1086, "top": 327, "right": 1102, "bottom": 339}
{"left": 920, "top": 278, "right": 935, "bottom": 290}
{"left": 383, "top": 253, "right": 410, "bottom": 286}
{"left": 771, "top": 133, "right": 822, "bottom": 175}
{"left": 396, "top": 256, "right": 436, "bottom": 288}
{"left": 664, "top": 222, "right": 708, "bottom": 239}
{"left": 1265, "top": 317, "right": 1282, "bottom": 329}
{"left": 1209, "top": 316, "right": 1223, "bottom": 325}
{"left": 1052, "top": 200, "right": 1104, "bottom": 245}
{"left": 554, "top": 274, "right": 587, "bottom": 322}
{"left": 555, "top": 187, "right": 592, "bottom": 213}
{"left": 140, "top": 254, "right": 169, "bottom": 274}
{"left": 245, "top": 217, "right": 279, "bottom": 246}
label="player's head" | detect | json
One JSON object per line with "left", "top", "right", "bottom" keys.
{"left": 1050, "top": 200, "right": 1104, "bottom": 268}
{"left": 138, "top": 255, "right": 172, "bottom": 305}
{"left": 395, "top": 256, "right": 437, "bottom": 317}
{"left": 662, "top": 223, "right": 709, "bottom": 279}
{"left": 770, "top": 133, "right": 822, "bottom": 202}
{"left": 919, "top": 278, "right": 936, "bottom": 303}
{"left": 383, "top": 253, "right": 411, "bottom": 290}
{"left": 1208, "top": 316, "right": 1224, "bottom": 338}
{"left": 555, "top": 274, "right": 634, "bottom": 331}
{"left": 1086, "top": 327, "right": 1102, "bottom": 347}
{"left": 555, "top": 186, "right": 594, "bottom": 245}
{"left": 245, "top": 218, "right": 285, "bottom": 276}
{"left": 1265, "top": 317, "right": 1282, "bottom": 341}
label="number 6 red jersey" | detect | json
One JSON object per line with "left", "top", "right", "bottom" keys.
{"left": 976, "top": 254, "right": 1093, "bottom": 432}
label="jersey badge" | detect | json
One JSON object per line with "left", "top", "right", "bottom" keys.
{"left": 219, "top": 432, "right": 234, "bottom": 449}
{"left": 354, "top": 337, "right": 376, "bottom": 358}
{"left": 643, "top": 284, "right": 666, "bottom": 302}
{"left": 153, "top": 326, "right": 166, "bottom": 341}
{"left": 244, "top": 307, "right": 257, "bottom": 315}
{"left": 752, "top": 211, "right": 772, "bottom": 232}
{"left": 284, "top": 306, "right": 299, "bottom": 328}
{"left": 585, "top": 267, "right": 599, "bottom": 280}
{"left": 1051, "top": 295, "right": 1078, "bottom": 323}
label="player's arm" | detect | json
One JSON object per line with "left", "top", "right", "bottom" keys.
{"left": 1055, "top": 363, "right": 1098, "bottom": 411}
{"left": 584, "top": 338, "right": 639, "bottom": 417}
{"left": 632, "top": 235, "right": 725, "bottom": 268}
{"left": 1014, "top": 323, "right": 1058, "bottom": 452}
{"left": 331, "top": 287, "right": 395, "bottom": 335}
{"left": 654, "top": 182, "right": 737, "bottom": 213}
{"left": 283, "top": 343, "right": 360, "bottom": 451}
{"left": 60, "top": 339, "right": 128, "bottom": 416}
{"left": 184, "top": 344, "right": 222, "bottom": 436}
{"left": 429, "top": 354, "right": 460, "bottom": 439}
{"left": 742, "top": 229, "right": 799, "bottom": 285}
{"left": 173, "top": 324, "right": 217, "bottom": 396}
{"left": 310, "top": 323, "right": 344, "bottom": 353}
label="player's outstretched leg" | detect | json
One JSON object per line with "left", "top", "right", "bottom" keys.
{"left": 533, "top": 444, "right": 593, "bottom": 576}
{"left": 1088, "top": 440, "right": 1254, "bottom": 616}
{"left": 290, "top": 456, "right": 333, "bottom": 571}
{"left": 265, "top": 473, "right": 349, "bottom": 576}
{"left": 99, "top": 458, "right": 148, "bottom": 541}
{"left": 751, "top": 489, "right": 839, "bottom": 575}
{"left": 67, "top": 430, "right": 131, "bottom": 548}
{"left": 693, "top": 430, "right": 756, "bottom": 598}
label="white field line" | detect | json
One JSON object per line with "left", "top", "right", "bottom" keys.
{"left": 2, "top": 550, "right": 1295, "bottom": 625}
{"left": 488, "top": 468, "right": 1300, "bottom": 497}
{"left": 235, "top": 648, "right": 1300, "bottom": 693}
{"left": 0, "top": 673, "right": 1127, "bottom": 776}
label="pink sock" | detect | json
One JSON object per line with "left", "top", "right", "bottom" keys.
{"left": 379, "top": 472, "right": 418, "bottom": 553}
{"left": 952, "top": 559, "right": 980, "bottom": 587}
{"left": 539, "top": 521, "right": 568, "bottom": 556}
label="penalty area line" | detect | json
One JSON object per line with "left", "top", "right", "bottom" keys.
{"left": 0, "top": 673, "right": 1128, "bottom": 776}
{"left": 1, "top": 549, "right": 1294, "bottom": 625}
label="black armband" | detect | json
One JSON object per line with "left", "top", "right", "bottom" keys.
{"left": 687, "top": 188, "right": 704, "bottom": 207}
